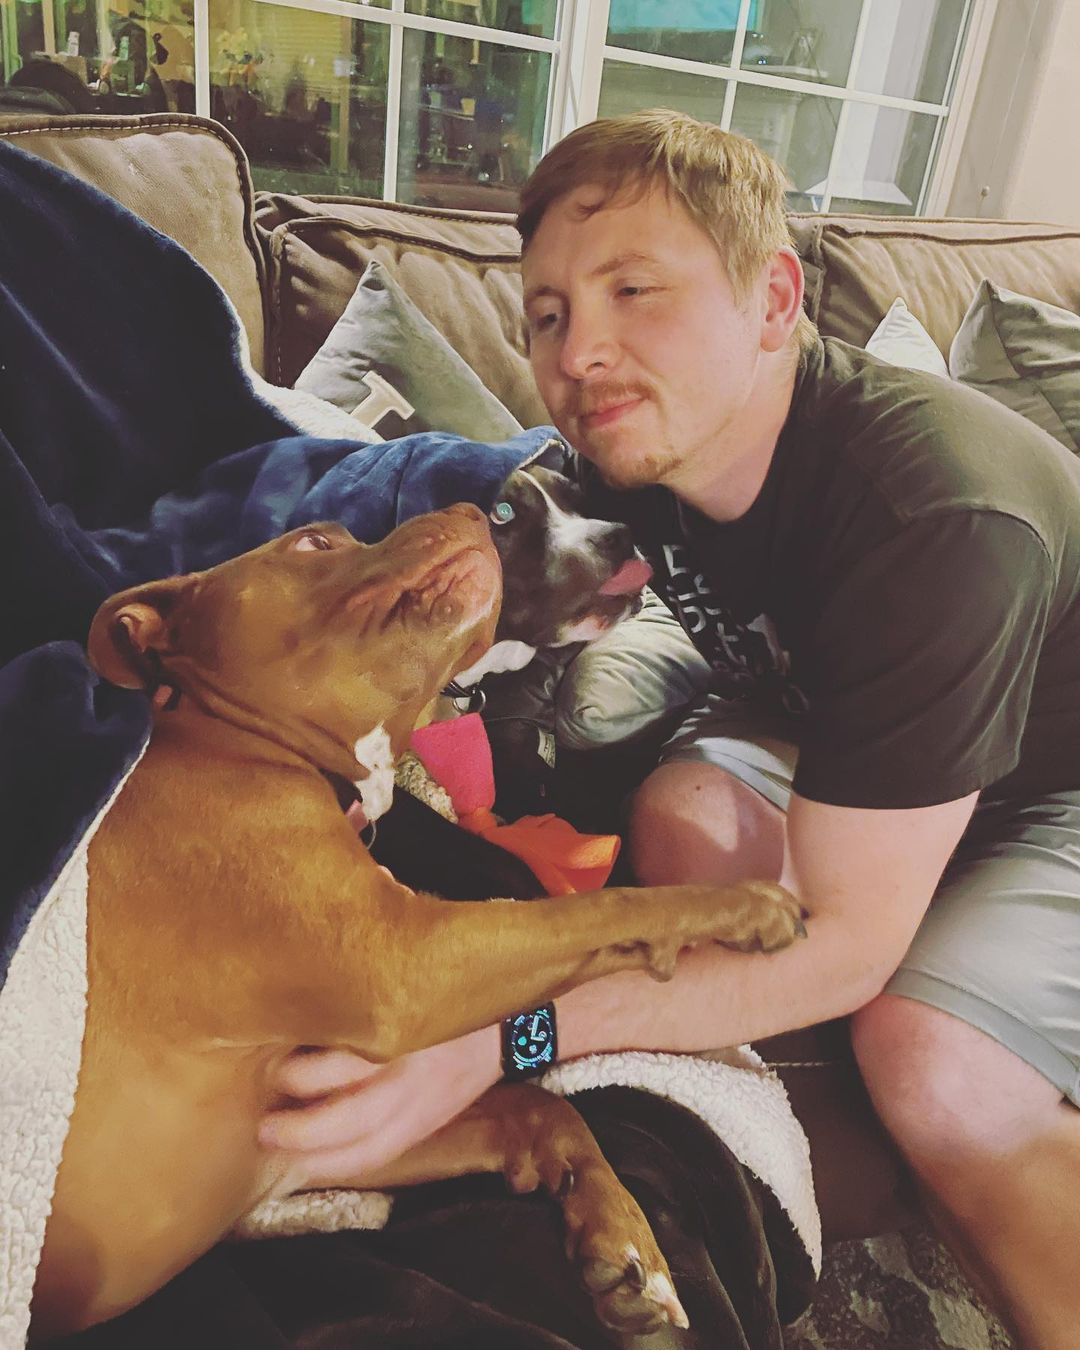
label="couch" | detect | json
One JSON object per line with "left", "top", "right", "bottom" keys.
{"left": 4, "top": 107, "right": 1080, "bottom": 1324}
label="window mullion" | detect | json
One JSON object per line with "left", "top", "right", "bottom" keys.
{"left": 551, "top": 0, "right": 609, "bottom": 144}
{"left": 819, "top": 0, "right": 875, "bottom": 213}
{"left": 719, "top": 0, "right": 754, "bottom": 131}
{"left": 543, "top": 0, "right": 573, "bottom": 155}
{"left": 382, "top": 0, "right": 405, "bottom": 200}
{"left": 194, "top": 0, "right": 210, "bottom": 118}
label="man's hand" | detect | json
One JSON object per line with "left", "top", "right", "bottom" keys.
{"left": 260, "top": 1024, "right": 502, "bottom": 1190}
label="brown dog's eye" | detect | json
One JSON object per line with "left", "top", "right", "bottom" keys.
{"left": 489, "top": 501, "right": 515, "bottom": 526}
{"left": 294, "top": 531, "right": 334, "bottom": 553}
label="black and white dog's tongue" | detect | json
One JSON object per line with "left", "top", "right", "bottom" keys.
{"left": 599, "top": 558, "right": 653, "bottom": 597}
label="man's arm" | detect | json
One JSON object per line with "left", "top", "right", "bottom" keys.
{"left": 262, "top": 789, "right": 977, "bottom": 1168}
{"left": 556, "top": 788, "right": 979, "bottom": 1057}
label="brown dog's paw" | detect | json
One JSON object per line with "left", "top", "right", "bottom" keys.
{"left": 719, "top": 880, "right": 806, "bottom": 954}
{"left": 559, "top": 1166, "right": 687, "bottom": 1335}
{"left": 639, "top": 881, "right": 807, "bottom": 979}
{"left": 501, "top": 1092, "right": 689, "bottom": 1336}
{"left": 581, "top": 1240, "right": 688, "bottom": 1335}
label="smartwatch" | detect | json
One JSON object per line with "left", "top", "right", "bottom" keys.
{"left": 502, "top": 1003, "right": 557, "bottom": 1079}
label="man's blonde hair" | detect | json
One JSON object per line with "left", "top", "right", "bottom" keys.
{"left": 517, "top": 108, "right": 817, "bottom": 351}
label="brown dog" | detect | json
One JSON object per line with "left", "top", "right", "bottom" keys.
{"left": 31, "top": 507, "right": 802, "bottom": 1338}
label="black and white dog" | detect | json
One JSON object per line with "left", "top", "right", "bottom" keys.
{"left": 451, "top": 462, "right": 652, "bottom": 693}
{"left": 370, "top": 461, "right": 652, "bottom": 899}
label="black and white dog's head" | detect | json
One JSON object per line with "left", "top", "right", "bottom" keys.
{"left": 452, "top": 463, "right": 651, "bottom": 687}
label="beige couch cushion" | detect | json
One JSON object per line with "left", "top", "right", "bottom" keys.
{"left": 256, "top": 193, "right": 550, "bottom": 428}
{"left": 800, "top": 214, "right": 1080, "bottom": 355}
{"left": 0, "top": 112, "right": 268, "bottom": 372}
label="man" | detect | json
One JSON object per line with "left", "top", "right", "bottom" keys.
{"left": 267, "top": 111, "right": 1079, "bottom": 1348}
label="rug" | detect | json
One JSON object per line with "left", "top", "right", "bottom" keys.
{"left": 785, "top": 1224, "right": 1014, "bottom": 1349}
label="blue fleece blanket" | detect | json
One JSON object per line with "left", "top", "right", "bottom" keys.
{"left": 0, "top": 136, "right": 553, "bottom": 989}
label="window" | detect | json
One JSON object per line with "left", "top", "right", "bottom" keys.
{"left": 0, "top": 0, "right": 978, "bottom": 217}
{"left": 598, "top": 0, "right": 972, "bottom": 214}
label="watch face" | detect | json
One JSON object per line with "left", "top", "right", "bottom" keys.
{"left": 508, "top": 1007, "right": 555, "bottom": 1072}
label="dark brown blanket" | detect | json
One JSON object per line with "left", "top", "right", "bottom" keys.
{"left": 51, "top": 1088, "right": 815, "bottom": 1350}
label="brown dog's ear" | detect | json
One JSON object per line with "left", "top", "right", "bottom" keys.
{"left": 87, "top": 577, "right": 192, "bottom": 690}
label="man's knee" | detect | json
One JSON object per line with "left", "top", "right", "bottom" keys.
{"left": 852, "top": 993, "right": 1063, "bottom": 1179}
{"left": 627, "top": 760, "right": 784, "bottom": 885}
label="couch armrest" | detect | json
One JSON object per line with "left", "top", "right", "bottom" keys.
{"left": 0, "top": 112, "right": 268, "bottom": 373}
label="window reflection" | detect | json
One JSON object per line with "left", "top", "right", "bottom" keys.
{"left": 607, "top": 0, "right": 762, "bottom": 66}
{"left": 405, "top": 0, "right": 555, "bottom": 41}
{"left": 0, "top": 0, "right": 195, "bottom": 114}
{"left": 396, "top": 28, "right": 548, "bottom": 211}
{"left": 599, "top": 61, "right": 728, "bottom": 127}
{"left": 207, "top": 0, "right": 389, "bottom": 196}
{"left": 730, "top": 84, "right": 839, "bottom": 210}
{"left": 826, "top": 104, "right": 939, "bottom": 215}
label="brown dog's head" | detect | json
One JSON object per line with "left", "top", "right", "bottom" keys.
{"left": 87, "top": 507, "right": 501, "bottom": 810}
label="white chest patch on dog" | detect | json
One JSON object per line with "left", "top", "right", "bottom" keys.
{"left": 453, "top": 639, "right": 536, "bottom": 687}
{"left": 352, "top": 724, "right": 395, "bottom": 822}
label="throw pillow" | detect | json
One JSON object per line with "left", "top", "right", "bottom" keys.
{"left": 250, "top": 371, "right": 381, "bottom": 442}
{"left": 864, "top": 297, "right": 949, "bottom": 379}
{"left": 554, "top": 591, "right": 714, "bottom": 752}
{"left": 294, "top": 259, "right": 522, "bottom": 443}
{"left": 949, "top": 280, "right": 1080, "bottom": 454}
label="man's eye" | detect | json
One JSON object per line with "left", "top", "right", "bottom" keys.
{"left": 529, "top": 311, "right": 559, "bottom": 333}
{"left": 295, "top": 531, "right": 334, "bottom": 552}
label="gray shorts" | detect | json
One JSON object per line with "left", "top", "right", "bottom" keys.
{"left": 662, "top": 694, "right": 1080, "bottom": 1104}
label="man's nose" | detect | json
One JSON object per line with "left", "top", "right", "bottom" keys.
{"left": 559, "top": 307, "right": 617, "bottom": 381}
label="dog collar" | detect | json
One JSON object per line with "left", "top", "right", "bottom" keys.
{"left": 323, "top": 771, "right": 378, "bottom": 846}
{"left": 440, "top": 679, "right": 486, "bottom": 714}
{"left": 149, "top": 681, "right": 182, "bottom": 712}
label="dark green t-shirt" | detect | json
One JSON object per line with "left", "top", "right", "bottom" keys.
{"left": 582, "top": 337, "right": 1080, "bottom": 809}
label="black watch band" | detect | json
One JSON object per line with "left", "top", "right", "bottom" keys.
{"left": 501, "top": 1003, "right": 557, "bottom": 1079}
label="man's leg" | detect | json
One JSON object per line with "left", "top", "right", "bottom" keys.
{"left": 628, "top": 700, "right": 797, "bottom": 886}
{"left": 853, "top": 789, "right": 1080, "bottom": 1350}
{"left": 629, "top": 760, "right": 786, "bottom": 885}
{"left": 852, "top": 995, "right": 1080, "bottom": 1350}
{"left": 629, "top": 725, "right": 1080, "bottom": 1350}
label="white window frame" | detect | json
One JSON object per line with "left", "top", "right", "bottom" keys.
{"left": 185, "top": 0, "right": 995, "bottom": 214}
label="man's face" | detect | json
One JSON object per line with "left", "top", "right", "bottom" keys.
{"left": 522, "top": 182, "right": 765, "bottom": 492}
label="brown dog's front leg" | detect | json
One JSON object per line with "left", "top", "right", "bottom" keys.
{"left": 333, "top": 1082, "right": 688, "bottom": 1336}
{"left": 353, "top": 872, "right": 804, "bottom": 1060}
{"left": 203, "top": 843, "right": 802, "bottom": 1058}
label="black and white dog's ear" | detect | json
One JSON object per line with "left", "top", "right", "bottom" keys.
{"left": 530, "top": 434, "right": 577, "bottom": 478}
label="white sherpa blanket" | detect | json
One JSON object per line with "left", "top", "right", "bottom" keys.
{"left": 0, "top": 760, "right": 144, "bottom": 1350}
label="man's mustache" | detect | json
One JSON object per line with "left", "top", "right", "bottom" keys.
{"left": 566, "top": 381, "right": 653, "bottom": 420}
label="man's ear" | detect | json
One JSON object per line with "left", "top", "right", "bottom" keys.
{"left": 87, "top": 577, "right": 191, "bottom": 690}
{"left": 760, "top": 247, "right": 806, "bottom": 354}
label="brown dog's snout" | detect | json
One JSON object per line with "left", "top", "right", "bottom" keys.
{"left": 381, "top": 503, "right": 495, "bottom": 572}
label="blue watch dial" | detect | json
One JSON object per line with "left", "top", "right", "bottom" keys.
{"left": 506, "top": 1006, "right": 556, "bottom": 1074}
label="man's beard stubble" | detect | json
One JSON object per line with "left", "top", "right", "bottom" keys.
{"left": 560, "top": 378, "right": 683, "bottom": 490}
